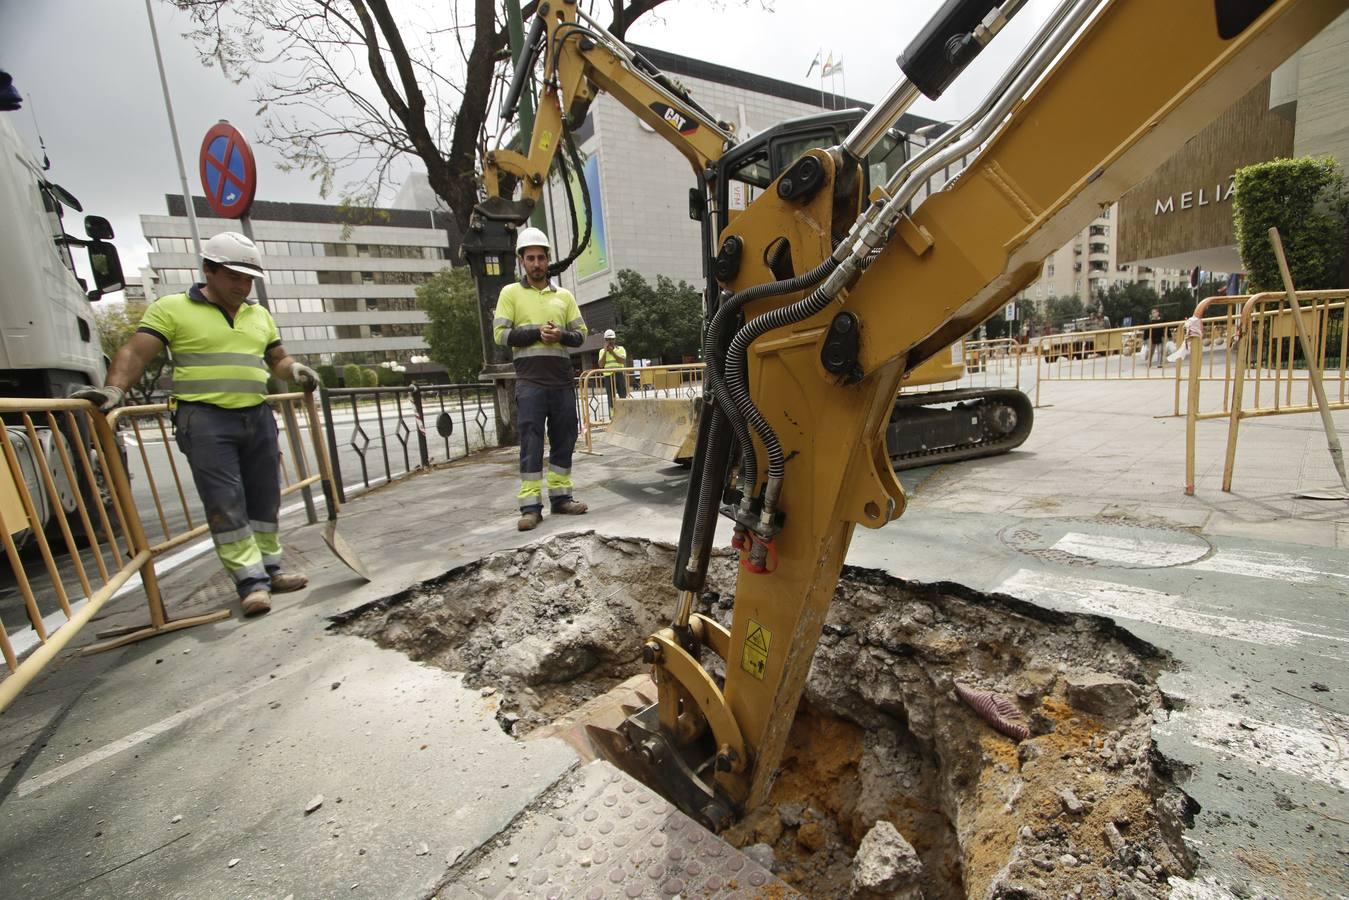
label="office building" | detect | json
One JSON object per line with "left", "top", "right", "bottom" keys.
{"left": 140, "top": 196, "right": 458, "bottom": 365}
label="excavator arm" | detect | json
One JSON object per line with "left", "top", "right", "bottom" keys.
{"left": 468, "top": 0, "right": 1347, "bottom": 832}
{"left": 622, "top": 0, "right": 1346, "bottom": 826}
{"left": 477, "top": 0, "right": 734, "bottom": 224}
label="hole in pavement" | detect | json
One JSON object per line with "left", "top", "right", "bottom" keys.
{"left": 334, "top": 532, "right": 1197, "bottom": 898}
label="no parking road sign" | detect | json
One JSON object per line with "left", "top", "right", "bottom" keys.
{"left": 199, "top": 121, "right": 256, "bottom": 219}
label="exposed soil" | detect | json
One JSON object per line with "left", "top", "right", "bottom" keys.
{"left": 336, "top": 532, "right": 1198, "bottom": 898}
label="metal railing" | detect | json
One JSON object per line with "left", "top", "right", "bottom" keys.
{"left": 319, "top": 383, "right": 498, "bottom": 501}
{"left": 0, "top": 392, "right": 339, "bottom": 712}
{"left": 1183, "top": 289, "right": 1349, "bottom": 494}
{"left": 578, "top": 364, "right": 705, "bottom": 453}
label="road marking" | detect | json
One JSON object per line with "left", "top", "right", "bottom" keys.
{"left": 1052, "top": 531, "right": 1204, "bottom": 567}
{"left": 1154, "top": 705, "right": 1349, "bottom": 791}
{"left": 16, "top": 654, "right": 318, "bottom": 798}
{"left": 1190, "top": 547, "right": 1349, "bottom": 585}
{"left": 1050, "top": 533, "right": 1349, "bottom": 585}
{"left": 995, "top": 569, "right": 1346, "bottom": 650}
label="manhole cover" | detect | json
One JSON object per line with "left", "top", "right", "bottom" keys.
{"left": 999, "top": 517, "right": 1212, "bottom": 569}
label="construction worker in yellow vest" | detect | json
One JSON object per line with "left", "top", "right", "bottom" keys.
{"left": 492, "top": 227, "right": 589, "bottom": 531}
{"left": 598, "top": 328, "right": 628, "bottom": 405}
{"left": 73, "top": 232, "right": 320, "bottom": 617}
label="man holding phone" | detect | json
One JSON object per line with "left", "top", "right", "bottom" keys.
{"left": 492, "top": 227, "right": 589, "bottom": 531}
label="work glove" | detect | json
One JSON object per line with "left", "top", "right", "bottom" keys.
{"left": 290, "top": 362, "right": 321, "bottom": 392}
{"left": 70, "top": 385, "right": 125, "bottom": 412}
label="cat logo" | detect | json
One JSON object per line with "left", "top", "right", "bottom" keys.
{"left": 649, "top": 102, "right": 699, "bottom": 136}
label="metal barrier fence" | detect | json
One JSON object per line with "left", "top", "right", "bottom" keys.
{"left": 1031, "top": 319, "right": 1202, "bottom": 409}
{"left": 1183, "top": 289, "right": 1349, "bottom": 493}
{"left": 0, "top": 393, "right": 333, "bottom": 712}
{"left": 319, "top": 383, "right": 497, "bottom": 501}
{"left": 578, "top": 364, "right": 705, "bottom": 454}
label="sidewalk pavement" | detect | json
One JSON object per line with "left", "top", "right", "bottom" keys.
{"left": 1, "top": 379, "right": 1345, "bottom": 898}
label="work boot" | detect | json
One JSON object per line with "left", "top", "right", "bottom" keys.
{"left": 552, "top": 499, "right": 588, "bottom": 515}
{"left": 517, "top": 510, "right": 543, "bottom": 531}
{"left": 241, "top": 589, "right": 272, "bottom": 617}
{"left": 269, "top": 572, "right": 309, "bottom": 594}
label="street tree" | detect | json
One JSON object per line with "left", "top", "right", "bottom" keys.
{"left": 169, "top": 0, "right": 699, "bottom": 238}
{"left": 1044, "top": 294, "right": 1084, "bottom": 329}
{"left": 418, "top": 265, "right": 484, "bottom": 382}
{"left": 1097, "top": 281, "right": 1159, "bottom": 329}
{"left": 94, "top": 303, "right": 169, "bottom": 404}
{"left": 609, "top": 269, "right": 701, "bottom": 363}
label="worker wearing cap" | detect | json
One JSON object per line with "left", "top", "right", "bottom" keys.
{"left": 598, "top": 329, "right": 628, "bottom": 404}
{"left": 492, "top": 227, "right": 588, "bottom": 531}
{"left": 73, "top": 231, "right": 320, "bottom": 617}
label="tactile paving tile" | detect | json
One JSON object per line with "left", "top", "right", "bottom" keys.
{"left": 448, "top": 759, "right": 799, "bottom": 898}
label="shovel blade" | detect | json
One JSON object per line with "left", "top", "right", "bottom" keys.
{"left": 324, "top": 521, "right": 372, "bottom": 581}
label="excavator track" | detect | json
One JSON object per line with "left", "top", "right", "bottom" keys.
{"left": 887, "top": 388, "right": 1034, "bottom": 470}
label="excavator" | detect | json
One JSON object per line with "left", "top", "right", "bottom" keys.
{"left": 463, "top": 0, "right": 1345, "bottom": 830}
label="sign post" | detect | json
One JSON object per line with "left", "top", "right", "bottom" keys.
{"left": 198, "top": 120, "right": 266, "bottom": 307}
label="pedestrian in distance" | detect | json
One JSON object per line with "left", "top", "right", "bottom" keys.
{"left": 598, "top": 328, "right": 628, "bottom": 407}
{"left": 1146, "top": 307, "right": 1165, "bottom": 367}
{"left": 73, "top": 231, "right": 320, "bottom": 617}
{"left": 492, "top": 227, "right": 589, "bottom": 531}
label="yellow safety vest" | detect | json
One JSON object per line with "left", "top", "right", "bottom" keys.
{"left": 138, "top": 286, "right": 279, "bottom": 409}
{"left": 599, "top": 346, "right": 628, "bottom": 369}
{"left": 493, "top": 281, "right": 586, "bottom": 386}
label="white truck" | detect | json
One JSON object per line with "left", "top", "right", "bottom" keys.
{"left": 0, "top": 106, "right": 127, "bottom": 540}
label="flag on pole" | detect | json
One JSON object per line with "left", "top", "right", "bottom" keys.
{"left": 824, "top": 57, "right": 843, "bottom": 77}
{"left": 804, "top": 50, "right": 822, "bottom": 78}
{"left": 821, "top": 52, "right": 834, "bottom": 78}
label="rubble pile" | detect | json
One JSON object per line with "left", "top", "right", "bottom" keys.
{"left": 341, "top": 534, "right": 1198, "bottom": 897}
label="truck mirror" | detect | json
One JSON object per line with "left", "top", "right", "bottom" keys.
{"left": 85, "top": 215, "right": 115, "bottom": 240}
{"left": 86, "top": 240, "right": 125, "bottom": 299}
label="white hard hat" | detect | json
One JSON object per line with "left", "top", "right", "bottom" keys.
{"left": 202, "top": 231, "right": 267, "bottom": 280}
{"left": 515, "top": 226, "right": 551, "bottom": 255}
{"left": 603, "top": 329, "right": 617, "bottom": 339}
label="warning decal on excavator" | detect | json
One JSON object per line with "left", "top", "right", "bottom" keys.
{"left": 741, "top": 620, "right": 771, "bottom": 680}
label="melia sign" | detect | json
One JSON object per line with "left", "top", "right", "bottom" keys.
{"left": 1153, "top": 175, "right": 1237, "bottom": 216}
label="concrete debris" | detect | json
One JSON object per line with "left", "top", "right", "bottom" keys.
{"left": 777, "top": 801, "right": 805, "bottom": 828}
{"left": 480, "top": 686, "right": 496, "bottom": 697}
{"left": 227, "top": 858, "right": 240, "bottom": 868}
{"left": 1065, "top": 673, "right": 1140, "bottom": 718}
{"left": 1310, "top": 682, "right": 1329, "bottom": 692}
{"left": 1103, "top": 821, "right": 1127, "bottom": 855}
{"left": 850, "top": 820, "right": 923, "bottom": 898}
{"left": 304, "top": 795, "right": 324, "bottom": 815}
{"left": 446, "top": 846, "right": 467, "bottom": 866}
{"left": 415, "top": 843, "right": 429, "bottom": 856}
{"left": 170, "top": 815, "right": 182, "bottom": 824}
{"left": 1057, "top": 787, "right": 1086, "bottom": 814}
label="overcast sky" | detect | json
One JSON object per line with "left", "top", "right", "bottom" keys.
{"left": 0, "top": 0, "right": 1060, "bottom": 284}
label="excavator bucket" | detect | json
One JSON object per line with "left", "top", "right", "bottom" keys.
{"left": 602, "top": 396, "right": 700, "bottom": 464}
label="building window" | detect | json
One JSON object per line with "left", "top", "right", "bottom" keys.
{"left": 1046, "top": 263, "right": 1055, "bottom": 277}
{"left": 1089, "top": 224, "right": 1109, "bottom": 237}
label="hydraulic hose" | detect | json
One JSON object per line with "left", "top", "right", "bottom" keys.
{"left": 706, "top": 255, "right": 840, "bottom": 498}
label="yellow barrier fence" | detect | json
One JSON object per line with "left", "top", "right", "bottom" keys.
{"left": 1030, "top": 319, "right": 1216, "bottom": 410}
{"left": 0, "top": 392, "right": 331, "bottom": 713}
{"left": 1183, "top": 289, "right": 1348, "bottom": 494}
{"left": 579, "top": 364, "right": 705, "bottom": 454}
